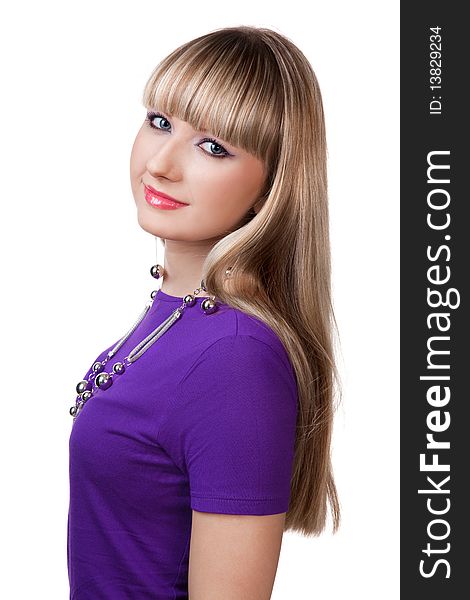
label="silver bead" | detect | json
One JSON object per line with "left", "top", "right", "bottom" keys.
{"left": 81, "top": 390, "right": 93, "bottom": 402}
{"left": 150, "top": 264, "right": 164, "bottom": 279}
{"left": 71, "top": 399, "right": 85, "bottom": 418}
{"left": 112, "top": 362, "right": 125, "bottom": 375}
{"left": 95, "top": 372, "right": 113, "bottom": 390}
{"left": 150, "top": 289, "right": 158, "bottom": 299}
{"left": 201, "top": 297, "right": 218, "bottom": 314}
{"left": 92, "top": 361, "right": 104, "bottom": 373}
{"left": 183, "top": 294, "right": 196, "bottom": 307}
{"left": 76, "top": 379, "right": 91, "bottom": 395}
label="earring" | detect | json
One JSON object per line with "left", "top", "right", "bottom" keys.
{"left": 150, "top": 264, "right": 165, "bottom": 279}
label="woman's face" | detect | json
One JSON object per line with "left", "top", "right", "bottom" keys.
{"left": 130, "top": 110, "right": 267, "bottom": 242}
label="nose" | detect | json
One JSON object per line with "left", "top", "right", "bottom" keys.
{"left": 145, "top": 134, "right": 182, "bottom": 180}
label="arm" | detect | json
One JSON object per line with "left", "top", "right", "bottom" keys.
{"left": 156, "top": 334, "right": 298, "bottom": 597}
{"left": 189, "top": 509, "right": 286, "bottom": 600}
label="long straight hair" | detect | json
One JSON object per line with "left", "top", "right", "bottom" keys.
{"left": 142, "top": 26, "right": 342, "bottom": 536}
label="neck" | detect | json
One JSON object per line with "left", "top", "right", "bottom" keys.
{"left": 158, "top": 237, "right": 218, "bottom": 297}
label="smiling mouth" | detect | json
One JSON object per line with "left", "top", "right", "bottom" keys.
{"left": 143, "top": 184, "right": 189, "bottom": 210}
{"left": 143, "top": 183, "right": 188, "bottom": 205}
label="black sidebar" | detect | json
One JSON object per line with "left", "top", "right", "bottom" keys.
{"left": 401, "top": 3, "right": 468, "bottom": 599}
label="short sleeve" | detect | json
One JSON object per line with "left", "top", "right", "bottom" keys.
{"left": 157, "top": 334, "right": 299, "bottom": 515}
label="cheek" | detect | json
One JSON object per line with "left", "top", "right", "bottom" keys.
{"left": 194, "top": 181, "right": 244, "bottom": 232}
{"left": 194, "top": 159, "right": 265, "bottom": 239}
{"left": 191, "top": 163, "right": 260, "bottom": 219}
{"left": 130, "top": 131, "right": 148, "bottom": 178}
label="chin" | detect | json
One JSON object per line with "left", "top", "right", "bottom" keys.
{"left": 136, "top": 210, "right": 161, "bottom": 237}
{"left": 135, "top": 209, "right": 182, "bottom": 240}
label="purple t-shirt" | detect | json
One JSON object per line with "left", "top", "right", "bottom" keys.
{"left": 68, "top": 288, "right": 298, "bottom": 599}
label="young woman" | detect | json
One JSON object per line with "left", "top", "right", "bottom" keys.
{"left": 68, "top": 25, "right": 341, "bottom": 600}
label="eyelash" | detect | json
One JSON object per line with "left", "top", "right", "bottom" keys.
{"left": 145, "top": 111, "right": 231, "bottom": 159}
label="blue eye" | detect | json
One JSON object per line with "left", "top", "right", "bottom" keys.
{"left": 198, "top": 139, "right": 229, "bottom": 158}
{"left": 145, "top": 111, "right": 231, "bottom": 159}
{"left": 146, "top": 112, "right": 171, "bottom": 131}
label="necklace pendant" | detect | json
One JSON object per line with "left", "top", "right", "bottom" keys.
{"left": 112, "top": 362, "right": 126, "bottom": 375}
{"left": 95, "top": 371, "right": 113, "bottom": 390}
{"left": 201, "top": 297, "right": 218, "bottom": 315}
{"left": 76, "top": 379, "right": 92, "bottom": 395}
{"left": 183, "top": 294, "right": 196, "bottom": 307}
{"left": 70, "top": 399, "right": 85, "bottom": 419}
{"left": 70, "top": 388, "right": 93, "bottom": 419}
{"left": 75, "top": 401, "right": 85, "bottom": 419}
{"left": 70, "top": 273, "right": 220, "bottom": 420}
{"left": 92, "top": 361, "right": 105, "bottom": 374}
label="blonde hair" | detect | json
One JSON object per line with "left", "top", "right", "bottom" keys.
{"left": 142, "top": 25, "right": 342, "bottom": 536}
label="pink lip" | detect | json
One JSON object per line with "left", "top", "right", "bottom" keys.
{"left": 143, "top": 184, "right": 188, "bottom": 210}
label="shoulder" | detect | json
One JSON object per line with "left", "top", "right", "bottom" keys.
{"left": 173, "top": 328, "right": 299, "bottom": 434}
{"left": 181, "top": 306, "right": 297, "bottom": 394}
{"left": 157, "top": 309, "right": 299, "bottom": 495}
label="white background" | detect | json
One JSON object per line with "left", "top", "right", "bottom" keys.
{"left": 0, "top": 1, "right": 399, "bottom": 597}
